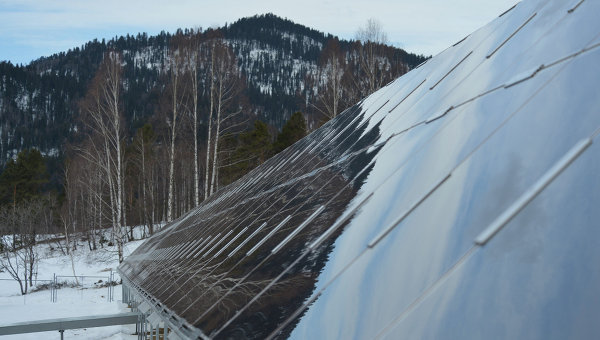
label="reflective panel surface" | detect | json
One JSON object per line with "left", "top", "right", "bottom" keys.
{"left": 118, "top": 0, "right": 600, "bottom": 338}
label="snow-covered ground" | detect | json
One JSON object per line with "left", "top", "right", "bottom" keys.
{"left": 0, "top": 230, "right": 146, "bottom": 339}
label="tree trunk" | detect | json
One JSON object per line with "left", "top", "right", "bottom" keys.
{"left": 141, "top": 133, "right": 150, "bottom": 235}
{"left": 192, "top": 55, "right": 200, "bottom": 207}
{"left": 210, "top": 78, "right": 223, "bottom": 195}
{"left": 167, "top": 60, "right": 179, "bottom": 222}
{"left": 204, "top": 48, "right": 215, "bottom": 199}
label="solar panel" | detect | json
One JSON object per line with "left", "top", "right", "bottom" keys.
{"left": 378, "top": 134, "right": 600, "bottom": 340}
{"left": 118, "top": 0, "right": 600, "bottom": 338}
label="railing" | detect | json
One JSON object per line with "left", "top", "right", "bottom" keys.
{"left": 0, "top": 271, "right": 120, "bottom": 303}
{"left": 50, "top": 271, "right": 120, "bottom": 302}
{"left": 0, "top": 312, "right": 139, "bottom": 339}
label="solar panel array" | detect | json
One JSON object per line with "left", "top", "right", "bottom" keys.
{"left": 119, "top": 0, "right": 600, "bottom": 338}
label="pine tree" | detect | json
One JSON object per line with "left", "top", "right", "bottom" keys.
{"left": 219, "top": 120, "right": 273, "bottom": 185}
{"left": 0, "top": 149, "right": 48, "bottom": 206}
{"left": 242, "top": 120, "right": 272, "bottom": 165}
{"left": 274, "top": 112, "right": 307, "bottom": 154}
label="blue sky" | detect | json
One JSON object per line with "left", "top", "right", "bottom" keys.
{"left": 0, "top": 0, "right": 517, "bottom": 65}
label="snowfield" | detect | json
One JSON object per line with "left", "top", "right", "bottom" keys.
{"left": 0, "top": 233, "right": 145, "bottom": 339}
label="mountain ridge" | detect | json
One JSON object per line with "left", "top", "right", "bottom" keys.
{"left": 0, "top": 13, "right": 428, "bottom": 170}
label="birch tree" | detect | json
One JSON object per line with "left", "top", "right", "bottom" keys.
{"left": 355, "top": 18, "right": 389, "bottom": 97}
{"left": 59, "top": 163, "right": 79, "bottom": 282}
{"left": 80, "top": 51, "right": 125, "bottom": 263}
{"left": 131, "top": 124, "right": 156, "bottom": 235}
{"left": 208, "top": 39, "right": 243, "bottom": 195}
{"left": 165, "top": 36, "right": 188, "bottom": 222}
{"left": 185, "top": 30, "right": 203, "bottom": 207}
{"left": 313, "top": 38, "right": 347, "bottom": 121}
{"left": 203, "top": 35, "right": 217, "bottom": 200}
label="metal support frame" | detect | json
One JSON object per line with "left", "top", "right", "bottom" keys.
{"left": 121, "top": 276, "right": 200, "bottom": 339}
{"left": 0, "top": 313, "right": 139, "bottom": 336}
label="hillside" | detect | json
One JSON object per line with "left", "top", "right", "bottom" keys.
{"left": 0, "top": 14, "right": 427, "bottom": 170}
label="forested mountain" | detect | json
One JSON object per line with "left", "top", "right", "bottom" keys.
{"left": 0, "top": 14, "right": 427, "bottom": 170}
{"left": 0, "top": 13, "right": 428, "bottom": 263}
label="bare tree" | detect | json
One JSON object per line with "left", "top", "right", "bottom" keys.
{"left": 67, "top": 149, "right": 103, "bottom": 251}
{"left": 203, "top": 34, "right": 218, "bottom": 200}
{"left": 208, "top": 39, "right": 244, "bottom": 195}
{"left": 79, "top": 51, "right": 126, "bottom": 263}
{"left": 0, "top": 198, "right": 51, "bottom": 295}
{"left": 312, "top": 38, "right": 347, "bottom": 121}
{"left": 355, "top": 18, "right": 390, "bottom": 97}
{"left": 130, "top": 124, "right": 156, "bottom": 236}
{"left": 165, "top": 35, "right": 189, "bottom": 222}
{"left": 59, "top": 165, "right": 79, "bottom": 283}
{"left": 185, "top": 30, "right": 203, "bottom": 207}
